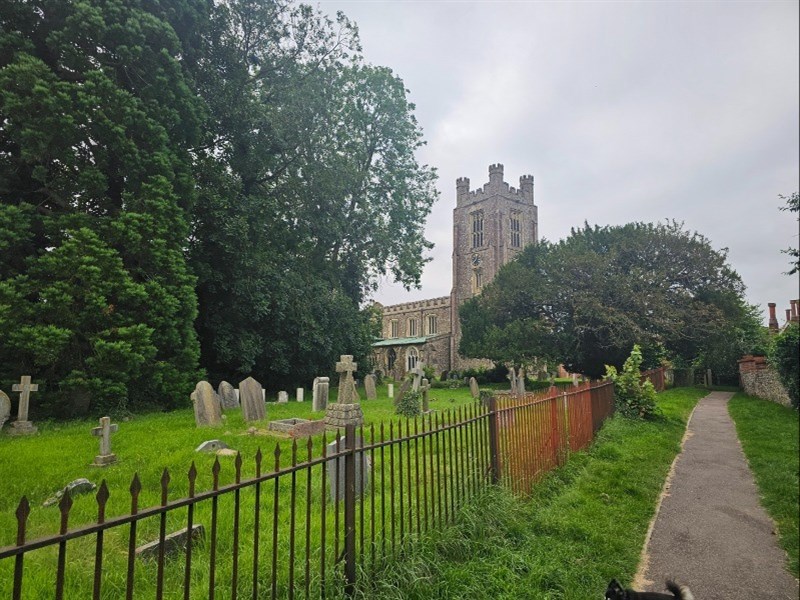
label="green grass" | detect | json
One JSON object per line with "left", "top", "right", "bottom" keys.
{"left": 356, "top": 387, "right": 706, "bottom": 599}
{"left": 0, "top": 382, "right": 484, "bottom": 598}
{"left": 0, "top": 384, "right": 704, "bottom": 598}
{"left": 728, "top": 393, "right": 799, "bottom": 578}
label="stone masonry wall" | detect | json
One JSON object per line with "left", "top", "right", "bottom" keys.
{"left": 738, "top": 355, "right": 792, "bottom": 407}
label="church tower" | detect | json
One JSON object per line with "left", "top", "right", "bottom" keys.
{"left": 449, "top": 164, "right": 538, "bottom": 370}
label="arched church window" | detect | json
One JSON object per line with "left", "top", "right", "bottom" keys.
{"left": 407, "top": 347, "right": 419, "bottom": 371}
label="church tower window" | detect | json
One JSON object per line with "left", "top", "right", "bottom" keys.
{"left": 471, "top": 211, "right": 484, "bottom": 248}
{"left": 390, "top": 320, "right": 399, "bottom": 338}
{"left": 510, "top": 212, "right": 521, "bottom": 248}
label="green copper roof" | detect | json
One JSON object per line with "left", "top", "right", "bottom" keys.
{"left": 372, "top": 336, "right": 431, "bottom": 347}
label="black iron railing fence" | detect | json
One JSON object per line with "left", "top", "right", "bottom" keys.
{"left": 0, "top": 373, "right": 655, "bottom": 598}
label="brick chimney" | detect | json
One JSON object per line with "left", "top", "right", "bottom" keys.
{"left": 768, "top": 303, "right": 779, "bottom": 331}
{"left": 786, "top": 309, "right": 792, "bottom": 324}
{"left": 792, "top": 299, "right": 799, "bottom": 322}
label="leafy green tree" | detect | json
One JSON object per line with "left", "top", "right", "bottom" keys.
{"left": 779, "top": 192, "right": 799, "bottom": 275}
{"left": 460, "top": 222, "right": 751, "bottom": 378}
{"left": 188, "top": 1, "right": 436, "bottom": 385}
{"left": 0, "top": 0, "right": 203, "bottom": 414}
{"left": 770, "top": 323, "right": 799, "bottom": 408}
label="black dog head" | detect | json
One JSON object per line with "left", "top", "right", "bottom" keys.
{"left": 606, "top": 579, "right": 627, "bottom": 600}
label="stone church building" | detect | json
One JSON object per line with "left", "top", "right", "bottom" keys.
{"left": 372, "top": 164, "right": 538, "bottom": 378}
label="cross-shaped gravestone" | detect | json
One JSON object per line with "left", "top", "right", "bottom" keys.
{"left": 410, "top": 365, "right": 425, "bottom": 392}
{"left": 91, "top": 416, "right": 118, "bottom": 466}
{"left": 336, "top": 355, "right": 360, "bottom": 404}
{"left": 9, "top": 376, "right": 38, "bottom": 435}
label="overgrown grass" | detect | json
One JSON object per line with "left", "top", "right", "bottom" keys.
{"left": 728, "top": 393, "right": 799, "bottom": 578}
{"left": 357, "top": 387, "right": 706, "bottom": 599}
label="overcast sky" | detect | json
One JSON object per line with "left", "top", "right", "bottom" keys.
{"left": 318, "top": 0, "right": 799, "bottom": 323}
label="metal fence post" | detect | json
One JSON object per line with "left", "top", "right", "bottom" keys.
{"left": 343, "top": 424, "right": 357, "bottom": 596}
{"left": 487, "top": 396, "right": 500, "bottom": 484}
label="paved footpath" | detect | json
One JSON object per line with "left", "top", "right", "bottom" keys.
{"left": 637, "top": 391, "right": 799, "bottom": 599}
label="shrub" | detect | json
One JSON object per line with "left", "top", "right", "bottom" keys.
{"left": 605, "top": 345, "right": 658, "bottom": 418}
{"left": 396, "top": 390, "right": 422, "bottom": 417}
{"left": 771, "top": 323, "right": 799, "bottom": 408}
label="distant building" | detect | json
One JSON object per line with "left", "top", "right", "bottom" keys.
{"left": 372, "top": 164, "right": 538, "bottom": 378}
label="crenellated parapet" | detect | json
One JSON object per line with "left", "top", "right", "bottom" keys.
{"left": 456, "top": 163, "right": 535, "bottom": 206}
{"left": 381, "top": 296, "right": 451, "bottom": 315}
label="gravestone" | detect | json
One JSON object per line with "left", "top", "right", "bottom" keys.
{"left": 469, "top": 377, "right": 480, "bottom": 399}
{"left": 387, "top": 383, "right": 394, "bottom": 399}
{"left": 312, "top": 377, "right": 329, "bottom": 412}
{"left": 8, "top": 376, "right": 38, "bottom": 435}
{"left": 325, "top": 356, "right": 364, "bottom": 429}
{"left": 43, "top": 478, "right": 96, "bottom": 507}
{"left": 516, "top": 368, "right": 526, "bottom": 395}
{"left": 326, "top": 436, "right": 371, "bottom": 501}
{"left": 508, "top": 367, "right": 518, "bottom": 393}
{"left": 410, "top": 365, "right": 424, "bottom": 392}
{"left": 572, "top": 373, "right": 579, "bottom": 387}
{"left": 336, "top": 355, "right": 360, "bottom": 404}
{"left": 364, "top": 374, "right": 377, "bottom": 400}
{"left": 421, "top": 378, "right": 431, "bottom": 413}
{"left": 296, "top": 388, "right": 304, "bottom": 402}
{"left": 218, "top": 381, "right": 239, "bottom": 410}
{"left": 278, "top": 391, "right": 289, "bottom": 403}
{"left": 393, "top": 377, "right": 412, "bottom": 406}
{"left": 192, "top": 381, "right": 222, "bottom": 427}
{"left": 91, "top": 416, "right": 119, "bottom": 466}
{"left": 239, "top": 377, "right": 266, "bottom": 422}
{"left": 136, "top": 525, "right": 205, "bottom": 560}
{"left": 0, "top": 390, "right": 10, "bottom": 430}
{"left": 195, "top": 440, "right": 229, "bottom": 453}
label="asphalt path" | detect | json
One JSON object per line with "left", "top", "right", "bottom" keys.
{"left": 637, "top": 391, "right": 799, "bottom": 599}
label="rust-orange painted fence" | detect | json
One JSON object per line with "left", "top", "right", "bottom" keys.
{"left": 489, "top": 380, "right": 615, "bottom": 495}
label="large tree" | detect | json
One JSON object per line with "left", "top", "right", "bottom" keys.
{"left": 459, "top": 222, "right": 759, "bottom": 379}
{"left": 188, "top": 1, "right": 437, "bottom": 386}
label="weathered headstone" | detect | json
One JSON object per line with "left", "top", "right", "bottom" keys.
{"left": 706, "top": 368, "right": 713, "bottom": 387}
{"left": 278, "top": 391, "right": 289, "bottom": 403}
{"left": 469, "top": 377, "right": 480, "bottom": 399}
{"left": 508, "top": 367, "right": 518, "bottom": 393}
{"left": 192, "top": 381, "right": 222, "bottom": 427}
{"left": 572, "top": 373, "right": 579, "bottom": 387}
{"left": 0, "top": 390, "right": 10, "bottom": 430}
{"left": 296, "top": 388, "right": 304, "bottom": 402}
{"left": 43, "top": 478, "right": 96, "bottom": 507}
{"left": 364, "top": 374, "right": 377, "bottom": 400}
{"left": 387, "top": 383, "right": 394, "bottom": 399}
{"left": 410, "top": 365, "right": 425, "bottom": 392}
{"left": 394, "top": 377, "right": 412, "bottom": 406}
{"left": 9, "top": 376, "right": 38, "bottom": 435}
{"left": 195, "top": 440, "right": 230, "bottom": 453}
{"left": 218, "top": 381, "right": 239, "bottom": 410}
{"left": 326, "top": 436, "right": 371, "bottom": 501}
{"left": 136, "top": 525, "right": 205, "bottom": 560}
{"left": 421, "top": 378, "right": 431, "bottom": 413}
{"left": 336, "top": 355, "right": 360, "bottom": 404}
{"left": 91, "top": 416, "right": 118, "bottom": 466}
{"left": 312, "top": 377, "right": 329, "bottom": 412}
{"left": 239, "top": 377, "right": 266, "bottom": 422}
{"left": 516, "top": 368, "right": 526, "bottom": 396}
